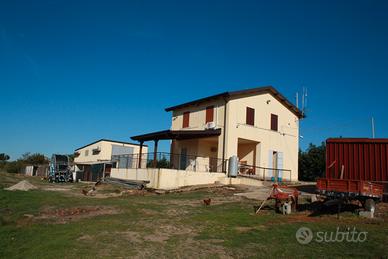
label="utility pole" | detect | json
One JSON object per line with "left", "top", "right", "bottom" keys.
{"left": 301, "top": 88, "right": 305, "bottom": 116}
{"left": 296, "top": 92, "right": 299, "bottom": 109}
{"left": 371, "top": 117, "right": 375, "bottom": 138}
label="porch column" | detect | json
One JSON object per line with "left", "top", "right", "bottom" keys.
{"left": 138, "top": 141, "right": 144, "bottom": 168}
{"left": 102, "top": 163, "right": 106, "bottom": 180}
{"left": 153, "top": 140, "right": 159, "bottom": 168}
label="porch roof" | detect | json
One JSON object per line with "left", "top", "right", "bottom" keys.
{"left": 131, "top": 129, "right": 221, "bottom": 142}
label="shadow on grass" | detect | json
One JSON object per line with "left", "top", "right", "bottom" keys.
{"left": 298, "top": 201, "right": 361, "bottom": 217}
{"left": 294, "top": 184, "right": 317, "bottom": 194}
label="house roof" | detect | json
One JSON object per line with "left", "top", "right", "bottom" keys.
{"left": 131, "top": 129, "right": 221, "bottom": 142}
{"left": 164, "top": 86, "right": 304, "bottom": 118}
{"left": 75, "top": 139, "right": 147, "bottom": 151}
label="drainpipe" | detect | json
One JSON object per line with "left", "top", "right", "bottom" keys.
{"left": 222, "top": 96, "right": 228, "bottom": 173}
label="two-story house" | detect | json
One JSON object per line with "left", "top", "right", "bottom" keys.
{"left": 131, "top": 86, "right": 303, "bottom": 182}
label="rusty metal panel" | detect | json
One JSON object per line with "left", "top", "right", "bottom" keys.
{"left": 326, "top": 138, "right": 388, "bottom": 182}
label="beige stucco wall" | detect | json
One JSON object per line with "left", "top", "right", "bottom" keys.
{"left": 74, "top": 140, "right": 147, "bottom": 163}
{"left": 171, "top": 99, "right": 226, "bottom": 131}
{"left": 110, "top": 168, "right": 268, "bottom": 189}
{"left": 169, "top": 92, "right": 300, "bottom": 181}
{"left": 171, "top": 99, "right": 226, "bottom": 161}
{"left": 226, "top": 93, "right": 299, "bottom": 181}
{"left": 111, "top": 168, "right": 227, "bottom": 189}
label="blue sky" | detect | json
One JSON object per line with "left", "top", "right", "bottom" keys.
{"left": 1, "top": 0, "right": 387, "bottom": 160}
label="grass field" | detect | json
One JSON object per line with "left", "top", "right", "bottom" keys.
{"left": 0, "top": 172, "right": 387, "bottom": 258}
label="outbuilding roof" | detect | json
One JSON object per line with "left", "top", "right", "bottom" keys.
{"left": 164, "top": 86, "right": 304, "bottom": 118}
{"left": 75, "top": 139, "right": 147, "bottom": 151}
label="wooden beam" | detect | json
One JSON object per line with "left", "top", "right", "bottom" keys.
{"left": 153, "top": 140, "right": 159, "bottom": 168}
{"left": 138, "top": 141, "right": 144, "bottom": 168}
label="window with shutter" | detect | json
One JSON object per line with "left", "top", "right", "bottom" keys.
{"left": 206, "top": 106, "right": 214, "bottom": 123}
{"left": 271, "top": 114, "right": 278, "bottom": 131}
{"left": 246, "top": 107, "right": 255, "bottom": 126}
{"left": 183, "top": 111, "right": 190, "bottom": 128}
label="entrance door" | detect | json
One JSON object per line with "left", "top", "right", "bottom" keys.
{"left": 272, "top": 151, "right": 278, "bottom": 182}
{"left": 269, "top": 151, "right": 283, "bottom": 182}
{"left": 104, "top": 164, "right": 112, "bottom": 178}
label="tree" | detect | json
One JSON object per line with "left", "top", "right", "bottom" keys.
{"left": 67, "top": 154, "right": 75, "bottom": 163}
{"left": 147, "top": 157, "right": 171, "bottom": 168}
{"left": 0, "top": 153, "right": 10, "bottom": 161}
{"left": 0, "top": 153, "right": 11, "bottom": 171}
{"left": 2, "top": 152, "right": 49, "bottom": 174}
{"left": 3, "top": 161, "right": 21, "bottom": 174}
{"left": 21, "top": 153, "right": 48, "bottom": 165}
{"left": 298, "top": 142, "right": 326, "bottom": 181}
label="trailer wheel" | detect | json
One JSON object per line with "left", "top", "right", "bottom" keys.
{"left": 364, "top": 199, "right": 376, "bottom": 212}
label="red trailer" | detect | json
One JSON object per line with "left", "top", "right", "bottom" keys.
{"left": 317, "top": 178, "right": 383, "bottom": 199}
{"left": 317, "top": 138, "right": 388, "bottom": 211}
{"left": 325, "top": 138, "right": 388, "bottom": 182}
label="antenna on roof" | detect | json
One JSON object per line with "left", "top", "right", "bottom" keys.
{"left": 301, "top": 87, "right": 308, "bottom": 117}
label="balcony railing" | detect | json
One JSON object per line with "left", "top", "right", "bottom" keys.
{"left": 111, "top": 152, "right": 227, "bottom": 173}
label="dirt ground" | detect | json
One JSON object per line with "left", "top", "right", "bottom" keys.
{"left": 2, "top": 173, "right": 388, "bottom": 258}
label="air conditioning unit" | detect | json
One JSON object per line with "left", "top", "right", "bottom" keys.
{"left": 205, "top": 121, "right": 216, "bottom": 129}
{"left": 92, "top": 147, "right": 101, "bottom": 155}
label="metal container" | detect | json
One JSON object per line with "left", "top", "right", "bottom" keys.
{"left": 228, "top": 156, "right": 239, "bottom": 178}
{"left": 326, "top": 138, "right": 388, "bottom": 182}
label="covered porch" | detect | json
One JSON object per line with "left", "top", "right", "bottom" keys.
{"left": 237, "top": 137, "right": 260, "bottom": 175}
{"left": 130, "top": 129, "right": 225, "bottom": 173}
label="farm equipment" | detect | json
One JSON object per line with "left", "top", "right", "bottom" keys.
{"left": 316, "top": 178, "right": 383, "bottom": 212}
{"left": 48, "top": 154, "right": 73, "bottom": 183}
{"left": 316, "top": 138, "right": 387, "bottom": 213}
{"left": 256, "top": 184, "right": 299, "bottom": 215}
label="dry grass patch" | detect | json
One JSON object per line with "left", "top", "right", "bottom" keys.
{"left": 34, "top": 206, "right": 120, "bottom": 224}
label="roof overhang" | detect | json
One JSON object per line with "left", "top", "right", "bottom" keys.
{"left": 131, "top": 129, "right": 221, "bottom": 142}
{"left": 164, "top": 86, "right": 304, "bottom": 118}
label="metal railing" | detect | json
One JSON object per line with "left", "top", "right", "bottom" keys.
{"left": 111, "top": 152, "right": 292, "bottom": 180}
{"left": 238, "top": 163, "right": 293, "bottom": 182}
{"left": 111, "top": 152, "right": 227, "bottom": 173}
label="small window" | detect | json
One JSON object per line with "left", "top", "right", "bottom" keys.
{"left": 246, "top": 107, "right": 255, "bottom": 126}
{"left": 183, "top": 111, "right": 190, "bottom": 128}
{"left": 206, "top": 106, "right": 214, "bottom": 123}
{"left": 271, "top": 114, "right": 278, "bottom": 131}
{"left": 85, "top": 150, "right": 89, "bottom": 156}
